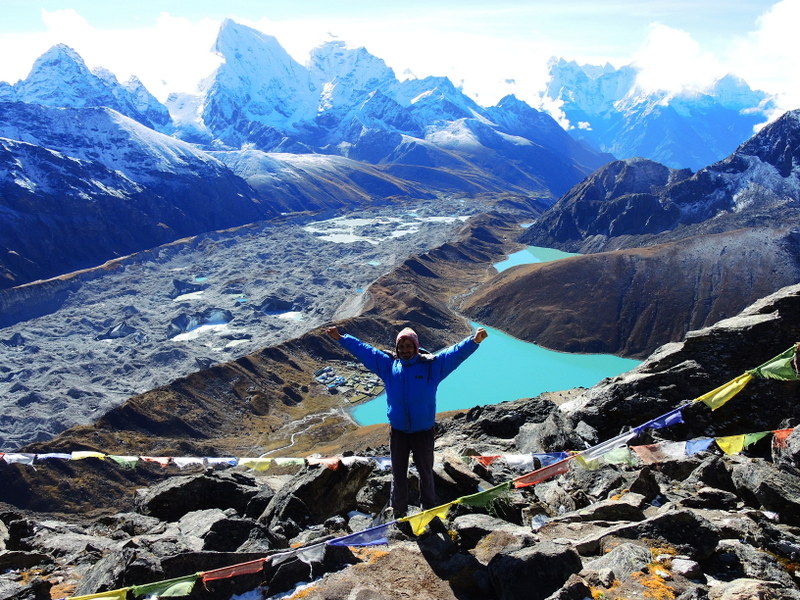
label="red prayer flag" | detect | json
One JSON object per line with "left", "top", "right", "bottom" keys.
{"left": 307, "top": 457, "right": 341, "bottom": 470}
{"left": 773, "top": 428, "right": 795, "bottom": 448}
{"left": 513, "top": 457, "right": 572, "bottom": 488}
{"left": 201, "top": 558, "right": 267, "bottom": 583}
{"left": 475, "top": 455, "right": 501, "bottom": 467}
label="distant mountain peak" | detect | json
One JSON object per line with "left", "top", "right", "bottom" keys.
{"left": 544, "top": 59, "right": 774, "bottom": 170}
{"left": 201, "top": 20, "right": 318, "bottom": 142}
{"left": 309, "top": 40, "right": 397, "bottom": 116}
{"left": 12, "top": 43, "right": 170, "bottom": 131}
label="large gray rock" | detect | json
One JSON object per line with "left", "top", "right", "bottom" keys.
{"left": 134, "top": 471, "right": 261, "bottom": 521}
{"left": 704, "top": 539, "right": 798, "bottom": 589}
{"left": 729, "top": 457, "right": 800, "bottom": 525}
{"left": 0, "top": 550, "right": 53, "bottom": 570}
{"left": 488, "top": 541, "right": 583, "bottom": 600}
{"left": 574, "top": 509, "right": 720, "bottom": 559}
{"left": 0, "top": 577, "right": 51, "bottom": 600}
{"left": 555, "top": 492, "right": 647, "bottom": 523}
{"left": 460, "top": 397, "right": 559, "bottom": 442}
{"left": 514, "top": 409, "right": 581, "bottom": 454}
{"left": 581, "top": 542, "right": 652, "bottom": 581}
{"left": 679, "top": 486, "right": 740, "bottom": 510}
{"left": 259, "top": 460, "right": 374, "bottom": 539}
{"left": 543, "top": 574, "right": 594, "bottom": 600}
{"left": 260, "top": 545, "right": 359, "bottom": 598}
{"left": 683, "top": 456, "right": 737, "bottom": 494}
{"left": 72, "top": 547, "right": 163, "bottom": 596}
{"left": 708, "top": 578, "right": 800, "bottom": 600}
{"left": 93, "top": 512, "right": 163, "bottom": 536}
{"left": 451, "top": 513, "right": 536, "bottom": 551}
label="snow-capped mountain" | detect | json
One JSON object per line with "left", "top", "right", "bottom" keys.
{"left": 520, "top": 109, "right": 800, "bottom": 251}
{"left": 309, "top": 40, "right": 399, "bottom": 118}
{"left": 544, "top": 59, "right": 775, "bottom": 171}
{"left": 199, "top": 19, "right": 319, "bottom": 148}
{"left": 6, "top": 44, "right": 170, "bottom": 131}
{"left": 0, "top": 101, "right": 272, "bottom": 288}
{"left": 188, "top": 20, "right": 610, "bottom": 195}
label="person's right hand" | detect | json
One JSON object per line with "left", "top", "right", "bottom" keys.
{"left": 326, "top": 326, "right": 341, "bottom": 341}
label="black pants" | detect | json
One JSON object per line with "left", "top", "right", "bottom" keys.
{"left": 390, "top": 427, "right": 436, "bottom": 515}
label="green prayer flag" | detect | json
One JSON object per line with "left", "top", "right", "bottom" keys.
{"left": 744, "top": 431, "right": 770, "bottom": 448}
{"left": 748, "top": 345, "right": 800, "bottom": 381}
{"left": 459, "top": 481, "right": 512, "bottom": 508}
{"left": 108, "top": 455, "right": 139, "bottom": 469}
{"left": 132, "top": 574, "right": 198, "bottom": 598}
{"left": 603, "top": 446, "right": 638, "bottom": 467}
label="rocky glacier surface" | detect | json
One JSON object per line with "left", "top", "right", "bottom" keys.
{"left": 0, "top": 197, "right": 487, "bottom": 450}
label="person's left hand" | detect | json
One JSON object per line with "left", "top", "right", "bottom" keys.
{"left": 473, "top": 327, "right": 488, "bottom": 344}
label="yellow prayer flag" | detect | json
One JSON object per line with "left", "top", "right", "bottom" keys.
{"left": 574, "top": 454, "right": 603, "bottom": 471}
{"left": 716, "top": 434, "right": 746, "bottom": 455}
{"left": 239, "top": 457, "right": 272, "bottom": 471}
{"left": 401, "top": 502, "right": 456, "bottom": 536}
{"left": 68, "top": 587, "right": 130, "bottom": 600}
{"left": 694, "top": 373, "right": 753, "bottom": 410}
{"left": 71, "top": 451, "right": 106, "bottom": 461}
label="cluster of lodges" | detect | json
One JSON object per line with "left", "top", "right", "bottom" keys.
{"left": 313, "top": 363, "right": 384, "bottom": 402}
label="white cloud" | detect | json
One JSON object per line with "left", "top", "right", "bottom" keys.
{"left": 632, "top": 23, "right": 724, "bottom": 94}
{"left": 0, "top": 2, "right": 796, "bottom": 113}
{"left": 0, "top": 9, "right": 221, "bottom": 101}
{"left": 729, "top": 0, "right": 800, "bottom": 113}
{"left": 41, "top": 8, "right": 93, "bottom": 35}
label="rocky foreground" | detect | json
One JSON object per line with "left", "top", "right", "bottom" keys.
{"left": 3, "top": 283, "right": 800, "bottom": 599}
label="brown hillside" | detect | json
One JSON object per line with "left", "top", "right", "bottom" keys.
{"left": 461, "top": 227, "right": 800, "bottom": 358}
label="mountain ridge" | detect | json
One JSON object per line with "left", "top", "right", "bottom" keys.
{"left": 520, "top": 108, "right": 800, "bottom": 253}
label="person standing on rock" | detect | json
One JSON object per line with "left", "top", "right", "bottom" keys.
{"left": 325, "top": 324, "right": 488, "bottom": 517}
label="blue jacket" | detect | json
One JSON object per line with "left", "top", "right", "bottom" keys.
{"left": 339, "top": 333, "right": 480, "bottom": 432}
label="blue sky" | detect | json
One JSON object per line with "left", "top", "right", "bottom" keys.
{"left": 0, "top": 0, "right": 797, "bottom": 113}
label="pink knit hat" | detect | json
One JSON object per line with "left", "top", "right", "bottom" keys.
{"left": 395, "top": 327, "right": 419, "bottom": 353}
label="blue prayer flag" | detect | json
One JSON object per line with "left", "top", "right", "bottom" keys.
{"left": 634, "top": 407, "right": 685, "bottom": 435}
{"left": 685, "top": 438, "right": 715, "bottom": 455}
{"left": 327, "top": 523, "right": 391, "bottom": 547}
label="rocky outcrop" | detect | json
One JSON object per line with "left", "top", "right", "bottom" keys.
{"left": 463, "top": 228, "right": 800, "bottom": 357}
{"left": 2, "top": 417, "right": 800, "bottom": 599}
{"left": 558, "top": 282, "right": 800, "bottom": 442}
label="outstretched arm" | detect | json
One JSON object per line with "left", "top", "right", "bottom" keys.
{"left": 434, "top": 329, "right": 486, "bottom": 380}
{"left": 325, "top": 326, "right": 391, "bottom": 378}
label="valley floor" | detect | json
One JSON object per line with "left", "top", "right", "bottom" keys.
{"left": 0, "top": 197, "right": 491, "bottom": 451}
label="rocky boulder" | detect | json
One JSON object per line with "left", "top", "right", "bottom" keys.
{"left": 134, "top": 471, "right": 261, "bottom": 521}
{"left": 259, "top": 460, "right": 374, "bottom": 540}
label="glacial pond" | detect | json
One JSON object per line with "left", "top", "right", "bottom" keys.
{"left": 349, "top": 245, "right": 639, "bottom": 426}
{"left": 349, "top": 323, "right": 640, "bottom": 425}
{"left": 494, "top": 246, "right": 580, "bottom": 272}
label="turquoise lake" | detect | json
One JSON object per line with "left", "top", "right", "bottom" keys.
{"left": 493, "top": 246, "right": 580, "bottom": 272}
{"left": 349, "top": 246, "right": 640, "bottom": 426}
{"left": 349, "top": 323, "right": 640, "bottom": 425}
